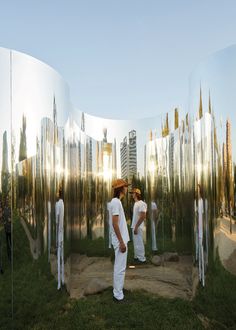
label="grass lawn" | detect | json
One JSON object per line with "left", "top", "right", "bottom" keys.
{"left": 0, "top": 218, "right": 236, "bottom": 329}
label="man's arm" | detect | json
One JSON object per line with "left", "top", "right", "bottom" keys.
{"left": 134, "top": 211, "right": 146, "bottom": 234}
{"left": 112, "top": 215, "right": 126, "bottom": 253}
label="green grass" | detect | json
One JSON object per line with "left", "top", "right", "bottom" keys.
{"left": 193, "top": 253, "right": 236, "bottom": 329}
{"left": 46, "top": 291, "right": 203, "bottom": 330}
{"left": 0, "top": 218, "right": 236, "bottom": 329}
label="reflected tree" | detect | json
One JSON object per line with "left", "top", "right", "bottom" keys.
{"left": 19, "top": 115, "right": 27, "bottom": 162}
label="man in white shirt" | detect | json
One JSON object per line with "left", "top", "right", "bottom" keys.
{"left": 130, "top": 188, "right": 147, "bottom": 263}
{"left": 109, "top": 178, "right": 130, "bottom": 302}
{"left": 55, "top": 189, "right": 64, "bottom": 290}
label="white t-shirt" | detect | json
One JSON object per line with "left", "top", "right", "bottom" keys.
{"left": 151, "top": 201, "right": 157, "bottom": 211}
{"left": 131, "top": 200, "right": 147, "bottom": 229}
{"left": 55, "top": 199, "right": 64, "bottom": 243}
{"left": 151, "top": 201, "right": 157, "bottom": 222}
{"left": 109, "top": 198, "right": 130, "bottom": 248}
{"left": 198, "top": 198, "right": 204, "bottom": 239}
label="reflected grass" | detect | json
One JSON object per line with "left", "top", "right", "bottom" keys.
{"left": 71, "top": 230, "right": 192, "bottom": 265}
{"left": 0, "top": 226, "right": 12, "bottom": 329}
{"left": 72, "top": 237, "right": 111, "bottom": 257}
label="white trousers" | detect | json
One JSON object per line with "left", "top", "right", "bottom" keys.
{"left": 57, "top": 240, "right": 64, "bottom": 289}
{"left": 198, "top": 237, "right": 205, "bottom": 287}
{"left": 151, "top": 220, "right": 157, "bottom": 251}
{"left": 113, "top": 244, "right": 128, "bottom": 300}
{"left": 195, "top": 229, "right": 199, "bottom": 261}
{"left": 132, "top": 228, "right": 146, "bottom": 262}
{"left": 56, "top": 224, "right": 58, "bottom": 248}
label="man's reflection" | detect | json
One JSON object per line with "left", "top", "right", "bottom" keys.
{"left": 3, "top": 197, "right": 11, "bottom": 262}
{"left": 151, "top": 200, "right": 158, "bottom": 252}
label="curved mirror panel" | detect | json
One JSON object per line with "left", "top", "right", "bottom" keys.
{"left": 189, "top": 45, "right": 236, "bottom": 286}
{"left": 0, "top": 47, "right": 12, "bottom": 329}
{"left": 11, "top": 50, "right": 72, "bottom": 327}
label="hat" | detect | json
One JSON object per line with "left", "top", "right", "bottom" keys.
{"left": 112, "top": 178, "right": 130, "bottom": 189}
{"left": 129, "top": 188, "right": 141, "bottom": 195}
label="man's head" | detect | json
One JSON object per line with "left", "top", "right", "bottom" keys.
{"left": 56, "top": 192, "right": 60, "bottom": 201}
{"left": 57, "top": 187, "right": 63, "bottom": 200}
{"left": 112, "top": 179, "right": 130, "bottom": 199}
{"left": 129, "top": 188, "right": 142, "bottom": 201}
{"left": 197, "top": 184, "right": 203, "bottom": 199}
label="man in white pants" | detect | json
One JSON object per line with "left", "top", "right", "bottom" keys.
{"left": 130, "top": 188, "right": 147, "bottom": 263}
{"left": 109, "top": 179, "right": 130, "bottom": 302}
{"left": 151, "top": 200, "right": 158, "bottom": 252}
{"left": 197, "top": 184, "right": 205, "bottom": 287}
{"left": 55, "top": 189, "right": 64, "bottom": 290}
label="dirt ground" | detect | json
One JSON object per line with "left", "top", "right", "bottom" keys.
{"left": 51, "top": 253, "right": 197, "bottom": 300}
{"left": 214, "top": 217, "right": 236, "bottom": 276}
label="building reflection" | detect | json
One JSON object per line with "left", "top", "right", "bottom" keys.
{"left": 145, "top": 109, "right": 192, "bottom": 252}
{"left": 120, "top": 130, "right": 137, "bottom": 182}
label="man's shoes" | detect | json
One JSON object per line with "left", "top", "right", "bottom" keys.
{"left": 113, "top": 296, "right": 129, "bottom": 304}
{"left": 133, "top": 259, "right": 146, "bottom": 265}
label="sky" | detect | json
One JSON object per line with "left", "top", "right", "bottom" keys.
{"left": 0, "top": 0, "right": 236, "bottom": 119}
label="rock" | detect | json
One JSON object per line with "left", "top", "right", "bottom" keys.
{"left": 163, "top": 252, "right": 179, "bottom": 262}
{"left": 151, "top": 255, "right": 162, "bottom": 266}
{"left": 84, "top": 278, "right": 110, "bottom": 295}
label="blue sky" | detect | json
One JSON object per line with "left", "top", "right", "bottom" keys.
{"left": 1, "top": 0, "right": 236, "bottom": 119}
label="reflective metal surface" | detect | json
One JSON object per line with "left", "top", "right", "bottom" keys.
{"left": 190, "top": 45, "right": 236, "bottom": 285}
{"left": 0, "top": 44, "right": 235, "bottom": 320}
{"left": 0, "top": 48, "right": 12, "bottom": 327}
{"left": 67, "top": 109, "right": 193, "bottom": 254}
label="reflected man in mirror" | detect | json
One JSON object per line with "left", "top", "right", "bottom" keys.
{"left": 3, "top": 196, "right": 11, "bottom": 262}
{"left": 196, "top": 184, "right": 205, "bottom": 287}
{"left": 130, "top": 188, "right": 147, "bottom": 264}
{"left": 55, "top": 188, "right": 64, "bottom": 290}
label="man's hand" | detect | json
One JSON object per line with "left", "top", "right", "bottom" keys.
{"left": 119, "top": 241, "right": 126, "bottom": 253}
{"left": 134, "top": 212, "right": 146, "bottom": 234}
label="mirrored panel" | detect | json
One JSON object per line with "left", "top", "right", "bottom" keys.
{"left": 11, "top": 50, "right": 72, "bottom": 327}
{"left": 69, "top": 108, "right": 193, "bottom": 262}
{"left": 0, "top": 48, "right": 12, "bottom": 328}
{"left": 189, "top": 45, "right": 236, "bottom": 286}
